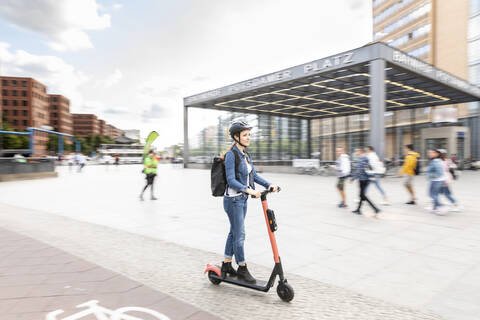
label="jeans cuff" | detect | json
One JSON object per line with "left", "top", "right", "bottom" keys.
{"left": 237, "top": 260, "right": 245, "bottom": 265}
{"left": 224, "top": 255, "right": 233, "bottom": 260}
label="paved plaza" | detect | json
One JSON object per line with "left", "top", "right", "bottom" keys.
{"left": 0, "top": 164, "right": 479, "bottom": 319}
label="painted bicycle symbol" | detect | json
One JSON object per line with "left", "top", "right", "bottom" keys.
{"left": 45, "top": 300, "right": 170, "bottom": 320}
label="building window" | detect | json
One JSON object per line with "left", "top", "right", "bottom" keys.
{"left": 13, "top": 110, "right": 18, "bottom": 116}
{"left": 53, "top": 97, "right": 58, "bottom": 102}
{"left": 23, "top": 120, "right": 28, "bottom": 126}
{"left": 21, "top": 90, "right": 27, "bottom": 97}
{"left": 469, "top": 39, "right": 480, "bottom": 62}
{"left": 13, "top": 120, "right": 18, "bottom": 125}
{"left": 408, "top": 44, "right": 430, "bottom": 57}
{"left": 3, "top": 110, "right": 7, "bottom": 115}
{"left": 11, "top": 80, "right": 17, "bottom": 86}
{"left": 472, "top": 0, "right": 480, "bottom": 16}
{"left": 12, "top": 90, "right": 17, "bottom": 96}
{"left": 23, "top": 110, "right": 28, "bottom": 116}
{"left": 52, "top": 105, "right": 57, "bottom": 109}
{"left": 21, "top": 80, "right": 27, "bottom": 87}
{"left": 470, "top": 62, "right": 480, "bottom": 85}
{"left": 53, "top": 112, "right": 58, "bottom": 117}
{"left": 12, "top": 100, "right": 18, "bottom": 106}
{"left": 2, "top": 79, "right": 7, "bottom": 86}
{"left": 2, "top": 100, "right": 7, "bottom": 106}
{"left": 1, "top": 89, "right": 7, "bottom": 96}
{"left": 22, "top": 100, "right": 27, "bottom": 106}
{"left": 374, "top": 2, "right": 431, "bottom": 40}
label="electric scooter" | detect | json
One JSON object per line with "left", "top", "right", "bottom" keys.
{"left": 204, "top": 187, "right": 294, "bottom": 302}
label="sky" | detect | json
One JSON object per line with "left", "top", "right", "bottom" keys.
{"left": 0, "top": 0, "right": 373, "bottom": 148}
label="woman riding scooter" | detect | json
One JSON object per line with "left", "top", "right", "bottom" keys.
{"left": 221, "top": 120, "right": 278, "bottom": 283}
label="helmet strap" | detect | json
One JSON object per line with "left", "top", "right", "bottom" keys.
{"left": 233, "top": 136, "right": 247, "bottom": 149}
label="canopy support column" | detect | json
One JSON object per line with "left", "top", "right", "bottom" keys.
{"left": 369, "top": 59, "right": 386, "bottom": 160}
{"left": 183, "top": 106, "right": 189, "bottom": 168}
{"left": 307, "top": 119, "right": 311, "bottom": 158}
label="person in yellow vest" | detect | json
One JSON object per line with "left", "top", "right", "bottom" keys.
{"left": 140, "top": 150, "right": 158, "bottom": 201}
{"left": 399, "top": 144, "right": 420, "bottom": 205}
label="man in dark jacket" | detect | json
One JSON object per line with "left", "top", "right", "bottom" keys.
{"left": 351, "top": 148, "right": 380, "bottom": 216}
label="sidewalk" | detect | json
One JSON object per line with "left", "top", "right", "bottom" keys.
{"left": 0, "top": 228, "right": 220, "bottom": 320}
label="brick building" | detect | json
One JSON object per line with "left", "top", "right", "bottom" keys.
{"left": 98, "top": 119, "right": 107, "bottom": 136}
{"left": 106, "top": 124, "right": 123, "bottom": 139}
{"left": 1, "top": 76, "right": 50, "bottom": 154}
{"left": 49, "top": 94, "right": 73, "bottom": 135}
{"left": 72, "top": 113, "right": 100, "bottom": 137}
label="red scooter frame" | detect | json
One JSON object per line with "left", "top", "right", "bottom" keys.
{"left": 204, "top": 187, "right": 294, "bottom": 302}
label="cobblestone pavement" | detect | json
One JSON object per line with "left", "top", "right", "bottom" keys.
{"left": 0, "top": 203, "right": 444, "bottom": 320}
{"left": 0, "top": 227, "right": 220, "bottom": 320}
{"left": 1, "top": 165, "right": 480, "bottom": 319}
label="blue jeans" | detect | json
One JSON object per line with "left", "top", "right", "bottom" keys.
{"left": 429, "top": 181, "right": 444, "bottom": 210}
{"left": 440, "top": 185, "right": 456, "bottom": 204}
{"left": 223, "top": 194, "right": 248, "bottom": 265}
{"left": 367, "top": 174, "right": 386, "bottom": 198}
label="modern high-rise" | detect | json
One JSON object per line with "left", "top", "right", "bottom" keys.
{"left": 372, "top": 0, "right": 480, "bottom": 160}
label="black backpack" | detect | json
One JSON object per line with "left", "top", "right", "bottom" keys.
{"left": 211, "top": 150, "right": 241, "bottom": 197}
{"left": 414, "top": 156, "right": 421, "bottom": 175}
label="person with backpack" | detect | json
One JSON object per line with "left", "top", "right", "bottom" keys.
{"left": 216, "top": 120, "right": 278, "bottom": 284}
{"left": 350, "top": 148, "right": 380, "bottom": 216}
{"left": 426, "top": 148, "right": 446, "bottom": 214}
{"left": 399, "top": 144, "right": 420, "bottom": 205}
{"left": 365, "top": 146, "right": 390, "bottom": 205}
{"left": 334, "top": 147, "right": 351, "bottom": 208}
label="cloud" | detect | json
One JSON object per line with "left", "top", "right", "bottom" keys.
{"left": 0, "top": 0, "right": 110, "bottom": 51}
{"left": 104, "top": 108, "right": 129, "bottom": 115}
{"left": 0, "top": 42, "right": 88, "bottom": 106}
{"left": 141, "top": 104, "right": 171, "bottom": 122}
{"left": 113, "top": 3, "right": 123, "bottom": 10}
{"left": 103, "top": 68, "right": 123, "bottom": 87}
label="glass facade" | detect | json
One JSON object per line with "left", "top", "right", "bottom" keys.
{"left": 188, "top": 108, "right": 449, "bottom": 162}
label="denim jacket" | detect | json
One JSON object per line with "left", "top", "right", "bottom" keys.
{"left": 426, "top": 158, "right": 445, "bottom": 181}
{"left": 224, "top": 145, "right": 271, "bottom": 193}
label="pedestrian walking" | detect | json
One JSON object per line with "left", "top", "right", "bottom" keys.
{"left": 334, "top": 147, "right": 351, "bottom": 208}
{"left": 350, "top": 148, "right": 380, "bottom": 216}
{"left": 438, "top": 149, "right": 461, "bottom": 212}
{"left": 76, "top": 153, "right": 86, "bottom": 172}
{"left": 219, "top": 120, "right": 279, "bottom": 283}
{"left": 365, "top": 146, "right": 390, "bottom": 205}
{"left": 399, "top": 144, "right": 419, "bottom": 205}
{"left": 140, "top": 150, "right": 158, "bottom": 201}
{"left": 426, "top": 149, "right": 446, "bottom": 214}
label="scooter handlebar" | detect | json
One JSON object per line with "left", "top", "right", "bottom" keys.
{"left": 250, "top": 186, "right": 281, "bottom": 199}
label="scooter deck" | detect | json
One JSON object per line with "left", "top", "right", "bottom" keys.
{"left": 210, "top": 274, "right": 271, "bottom": 292}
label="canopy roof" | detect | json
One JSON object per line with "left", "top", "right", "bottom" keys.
{"left": 184, "top": 42, "right": 480, "bottom": 119}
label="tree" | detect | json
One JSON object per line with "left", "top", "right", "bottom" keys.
{"left": 0, "top": 118, "right": 29, "bottom": 150}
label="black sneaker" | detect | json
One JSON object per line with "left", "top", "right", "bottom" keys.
{"left": 237, "top": 264, "right": 256, "bottom": 283}
{"left": 352, "top": 210, "right": 362, "bottom": 215}
{"left": 375, "top": 208, "right": 381, "bottom": 214}
{"left": 221, "top": 262, "right": 237, "bottom": 277}
{"left": 406, "top": 200, "right": 416, "bottom": 205}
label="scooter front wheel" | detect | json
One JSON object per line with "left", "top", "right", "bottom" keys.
{"left": 208, "top": 271, "right": 221, "bottom": 285}
{"left": 277, "top": 281, "right": 294, "bottom": 302}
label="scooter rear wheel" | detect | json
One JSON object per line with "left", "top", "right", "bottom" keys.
{"left": 277, "top": 282, "right": 294, "bottom": 302}
{"left": 208, "top": 271, "right": 221, "bottom": 285}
